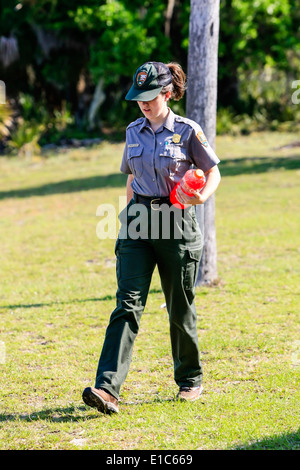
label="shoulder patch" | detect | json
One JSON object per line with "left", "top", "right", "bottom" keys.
{"left": 175, "top": 115, "right": 199, "bottom": 130}
{"left": 196, "top": 129, "right": 208, "bottom": 147}
{"left": 127, "top": 117, "right": 144, "bottom": 130}
{"left": 174, "top": 115, "right": 209, "bottom": 147}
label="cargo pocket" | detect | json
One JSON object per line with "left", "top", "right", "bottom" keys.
{"left": 128, "top": 146, "right": 143, "bottom": 178}
{"left": 184, "top": 249, "right": 201, "bottom": 290}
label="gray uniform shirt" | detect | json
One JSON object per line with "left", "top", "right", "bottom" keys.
{"left": 120, "top": 108, "right": 220, "bottom": 197}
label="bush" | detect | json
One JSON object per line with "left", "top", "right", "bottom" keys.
{"left": 7, "top": 119, "right": 45, "bottom": 157}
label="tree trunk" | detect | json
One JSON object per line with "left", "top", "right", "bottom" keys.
{"left": 165, "top": 0, "right": 175, "bottom": 37}
{"left": 186, "top": 0, "right": 220, "bottom": 286}
{"left": 87, "top": 78, "right": 106, "bottom": 130}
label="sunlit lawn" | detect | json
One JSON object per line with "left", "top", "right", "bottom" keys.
{"left": 0, "top": 131, "right": 299, "bottom": 450}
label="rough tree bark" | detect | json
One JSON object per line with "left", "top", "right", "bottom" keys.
{"left": 186, "top": 0, "right": 220, "bottom": 286}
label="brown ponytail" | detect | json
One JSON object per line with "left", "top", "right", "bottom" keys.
{"left": 162, "top": 62, "right": 187, "bottom": 101}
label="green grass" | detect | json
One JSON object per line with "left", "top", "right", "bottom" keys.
{"left": 0, "top": 132, "right": 299, "bottom": 450}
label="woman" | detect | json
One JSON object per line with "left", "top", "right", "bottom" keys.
{"left": 83, "top": 61, "right": 221, "bottom": 414}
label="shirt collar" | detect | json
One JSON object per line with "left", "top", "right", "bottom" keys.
{"left": 138, "top": 108, "right": 176, "bottom": 133}
{"left": 163, "top": 108, "right": 175, "bottom": 132}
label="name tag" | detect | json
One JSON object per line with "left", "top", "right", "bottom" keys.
{"left": 128, "top": 143, "right": 140, "bottom": 148}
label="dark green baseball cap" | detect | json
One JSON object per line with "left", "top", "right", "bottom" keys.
{"left": 125, "top": 62, "right": 172, "bottom": 101}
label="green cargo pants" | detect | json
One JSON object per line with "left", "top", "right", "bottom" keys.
{"left": 95, "top": 199, "right": 203, "bottom": 399}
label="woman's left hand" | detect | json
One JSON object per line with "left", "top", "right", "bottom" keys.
{"left": 175, "top": 164, "right": 221, "bottom": 206}
{"left": 175, "top": 186, "right": 206, "bottom": 206}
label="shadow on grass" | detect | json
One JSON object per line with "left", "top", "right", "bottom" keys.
{"left": 2, "top": 406, "right": 298, "bottom": 450}
{"left": 0, "top": 297, "right": 114, "bottom": 310}
{"left": 219, "top": 155, "right": 300, "bottom": 176}
{"left": 0, "top": 289, "right": 162, "bottom": 311}
{"left": 233, "top": 428, "right": 300, "bottom": 450}
{"left": 0, "top": 155, "right": 299, "bottom": 201}
{"left": 0, "top": 173, "right": 127, "bottom": 200}
{"left": 0, "top": 396, "right": 178, "bottom": 423}
{"left": 0, "top": 406, "right": 104, "bottom": 423}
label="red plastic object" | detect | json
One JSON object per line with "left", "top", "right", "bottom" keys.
{"left": 170, "top": 169, "right": 206, "bottom": 209}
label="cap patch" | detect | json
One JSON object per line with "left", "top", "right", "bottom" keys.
{"left": 136, "top": 71, "right": 148, "bottom": 87}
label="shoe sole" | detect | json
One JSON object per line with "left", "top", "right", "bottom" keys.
{"left": 82, "top": 387, "right": 119, "bottom": 414}
{"left": 176, "top": 384, "right": 203, "bottom": 402}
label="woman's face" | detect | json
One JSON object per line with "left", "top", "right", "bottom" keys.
{"left": 137, "top": 92, "right": 171, "bottom": 123}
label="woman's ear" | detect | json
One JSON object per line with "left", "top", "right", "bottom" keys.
{"left": 164, "top": 91, "right": 172, "bottom": 102}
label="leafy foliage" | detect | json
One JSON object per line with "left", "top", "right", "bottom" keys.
{"left": 0, "top": 0, "right": 299, "bottom": 147}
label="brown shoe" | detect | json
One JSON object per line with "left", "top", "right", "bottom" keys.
{"left": 176, "top": 385, "right": 203, "bottom": 401}
{"left": 82, "top": 387, "right": 119, "bottom": 414}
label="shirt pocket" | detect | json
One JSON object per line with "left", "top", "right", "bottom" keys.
{"left": 128, "top": 146, "right": 143, "bottom": 178}
{"left": 159, "top": 144, "right": 190, "bottom": 177}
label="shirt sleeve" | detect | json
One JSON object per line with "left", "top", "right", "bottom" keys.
{"left": 120, "top": 141, "right": 132, "bottom": 174}
{"left": 188, "top": 125, "right": 220, "bottom": 173}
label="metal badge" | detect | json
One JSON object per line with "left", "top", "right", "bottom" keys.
{"left": 172, "top": 134, "right": 181, "bottom": 144}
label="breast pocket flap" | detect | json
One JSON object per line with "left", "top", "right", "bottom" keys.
{"left": 128, "top": 146, "right": 143, "bottom": 159}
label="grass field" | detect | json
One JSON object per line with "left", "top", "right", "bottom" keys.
{"left": 0, "top": 131, "right": 299, "bottom": 450}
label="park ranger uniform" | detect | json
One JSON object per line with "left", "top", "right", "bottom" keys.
{"left": 83, "top": 62, "right": 220, "bottom": 412}
{"left": 93, "top": 108, "right": 220, "bottom": 400}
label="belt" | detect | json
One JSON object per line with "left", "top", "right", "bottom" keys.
{"left": 133, "top": 193, "right": 172, "bottom": 209}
